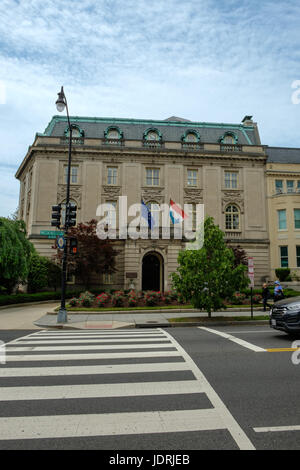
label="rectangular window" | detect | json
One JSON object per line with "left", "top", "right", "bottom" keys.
{"left": 187, "top": 170, "right": 197, "bottom": 187}
{"left": 287, "top": 180, "right": 294, "bottom": 193}
{"left": 275, "top": 180, "right": 283, "bottom": 194}
{"left": 103, "top": 272, "right": 113, "bottom": 285}
{"left": 146, "top": 168, "right": 160, "bottom": 186}
{"left": 278, "top": 209, "right": 287, "bottom": 230}
{"left": 107, "top": 167, "right": 117, "bottom": 185}
{"left": 297, "top": 247, "right": 300, "bottom": 267}
{"left": 225, "top": 172, "right": 238, "bottom": 189}
{"left": 297, "top": 181, "right": 300, "bottom": 192}
{"left": 64, "top": 166, "right": 78, "bottom": 184}
{"left": 294, "top": 209, "right": 300, "bottom": 229}
{"left": 280, "top": 246, "right": 288, "bottom": 268}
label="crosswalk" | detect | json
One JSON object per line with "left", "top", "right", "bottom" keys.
{"left": 0, "top": 328, "right": 255, "bottom": 449}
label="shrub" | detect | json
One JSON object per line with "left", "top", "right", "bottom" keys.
{"left": 275, "top": 268, "right": 292, "bottom": 282}
{"left": 231, "top": 292, "right": 246, "bottom": 305}
{"left": 162, "top": 291, "right": 172, "bottom": 304}
{"left": 128, "top": 290, "right": 138, "bottom": 307}
{"left": 69, "top": 297, "right": 78, "bottom": 307}
{"left": 95, "top": 292, "right": 110, "bottom": 307}
{"left": 112, "top": 290, "right": 125, "bottom": 307}
{"left": 78, "top": 291, "right": 95, "bottom": 307}
{"left": 252, "top": 294, "right": 262, "bottom": 304}
{"left": 144, "top": 291, "right": 160, "bottom": 306}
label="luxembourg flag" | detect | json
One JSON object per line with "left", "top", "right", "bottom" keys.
{"left": 169, "top": 199, "right": 188, "bottom": 224}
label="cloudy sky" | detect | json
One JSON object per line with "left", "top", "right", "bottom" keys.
{"left": 1, "top": 0, "right": 300, "bottom": 217}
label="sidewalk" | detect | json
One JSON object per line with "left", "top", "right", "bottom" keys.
{"left": 34, "top": 307, "right": 270, "bottom": 329}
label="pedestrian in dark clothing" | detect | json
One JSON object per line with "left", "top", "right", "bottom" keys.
{"left": 262, "top": 283, "right": 272, "bottom": 311}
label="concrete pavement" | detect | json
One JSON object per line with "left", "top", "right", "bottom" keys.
{"left": 0, "top": 302, "right": 270, "bottom": 330}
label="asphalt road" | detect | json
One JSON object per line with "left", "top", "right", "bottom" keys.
{"left": 0, "top": 325, "right": 299, "bottom": 451}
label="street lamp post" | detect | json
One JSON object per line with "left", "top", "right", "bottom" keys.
{"left": 56, "top": 86, "right": 73, "bottom": 323}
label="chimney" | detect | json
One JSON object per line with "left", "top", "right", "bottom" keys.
{"left": 242, "top": 115, "right": 253, "bottom": 126}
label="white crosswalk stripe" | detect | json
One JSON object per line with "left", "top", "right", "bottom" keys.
{"left": 0, "top": 328, "right": 255, "bottom": 449}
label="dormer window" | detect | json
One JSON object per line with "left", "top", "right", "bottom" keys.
{"left": 143, "top": 128, "right": 162, "bottom": 147}
{"left": 104, "top": 126, "right": 123, "bottom": 145}
{"left": 181, "top": 130, "right": 201, "bottom": 149}
{"left": 63, "top": 125, "right": 84, "bottom": 144}
{"left": 220, "top": 131, "right": 238, "bottom": 145}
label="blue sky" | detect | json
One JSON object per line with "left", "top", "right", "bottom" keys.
{"left": 1, "top": 0, "right": 300, "bottom": 216}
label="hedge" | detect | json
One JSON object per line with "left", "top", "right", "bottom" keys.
{"left": 0, "top": 289, "right": 91, "bottom": 307}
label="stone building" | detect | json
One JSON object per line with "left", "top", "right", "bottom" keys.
{"left": 266, "top": 147, "right": 300, "bottom": 280}
{"left": 15, "top": 114, "right": 271, "bottom": 290}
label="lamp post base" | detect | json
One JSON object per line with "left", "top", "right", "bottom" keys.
{"left": 57, "top": 307, "right": 68, "bottom": 323}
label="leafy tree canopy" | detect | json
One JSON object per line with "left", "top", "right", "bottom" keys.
{"left": 0, "top": 218, "right": 35, "bottom": 293}
{"left": 172, "top": 217, "right": 249, "bottom": 316}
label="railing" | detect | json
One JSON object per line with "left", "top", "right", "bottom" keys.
{"left": 224, "top": 231, "right": 242, "bottom": 238}
{"left": 274, "top": 189, "right": 300, "bottom": 196}
{"left": 143, "top": 140, "right": 163, "bottom": 149}
{"left": 220, "top": 144, "right": 243, "bottom": 152}
{"left": 104, "top": 139, "right": 124, "bottom": 146}
{"left": 182, "top": 142, "right": 204, "bottom": 150}
{"left": 60, "top": 137, "right": 84, "bottom": 145}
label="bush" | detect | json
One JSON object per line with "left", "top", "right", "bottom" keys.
{"left": 128, "top": 290, "right": 138, "bottom": 307}
{"left": 69, "top": 297, "right": 78, "bottom": 307}
{"left": 95, "top": 293, "right": 110, "bottom": 307}
{"left": 275, "top": 268, "right": 292, "bottom": 282}
{"left": 78, "top": 291, "right": 95, "bottom": 307}
{"left": 252, "top": 294, "right": 262, "bottom": 304}
{"left": 144, "top": 291, "right": 160, "bottom": 306}
{"left": 112, "top": 290, "right": 125, "bottom": 307}
{"left": 231, "top": 292, "right": 246, "bottom": 305}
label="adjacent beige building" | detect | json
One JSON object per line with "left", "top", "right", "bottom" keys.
{"left": 16, "top": 114, "right": 271, "bottom": 290}
{"left": 266, "top": 147, "right": 300, "bottom": 281}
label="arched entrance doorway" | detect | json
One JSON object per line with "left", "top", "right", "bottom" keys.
{"left": 142, "top": 252, "right": 163, "bottom": 291}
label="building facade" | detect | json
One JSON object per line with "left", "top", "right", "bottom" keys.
{"left": 266, "top": 147, "right": 300, "bottom": 281}
{"left": 16, "top": 114, "right": 271, "bottom": 290}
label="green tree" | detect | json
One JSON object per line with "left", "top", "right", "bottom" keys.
{"left": 54, "top": 220, "right": 118, "bottom": 290}
{"left": 0, "top": 218, "right": 34, "bottom": 293}
{"left": 27, "top": 254, "right": 49, "bottom": 293}
{"left": 172, "top": 217, "right": 249, "bottom": 317}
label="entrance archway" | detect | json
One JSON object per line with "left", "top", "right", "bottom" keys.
{"left": 142, "top": 252, "right": 163, "bottom": 291}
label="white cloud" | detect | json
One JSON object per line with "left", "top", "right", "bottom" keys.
{"left": 1, "top": 0, "right": 300, "bottom": 216}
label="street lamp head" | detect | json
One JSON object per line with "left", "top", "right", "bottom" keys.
{"left": 56, "top": 86, "right": 66, "bottom": 112}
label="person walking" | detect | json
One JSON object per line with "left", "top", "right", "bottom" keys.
{"left": 274, "top": 280, "right": 284, "bottom": 302}
{"left": 262, "top": 283, "right": 272, "bottom": 311}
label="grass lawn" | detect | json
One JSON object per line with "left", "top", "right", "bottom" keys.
{"left": 169, "top": 315, "right": 270, "bottom": 322}
{"left": 61, "top": 303, "right": 263, "bottom": 312}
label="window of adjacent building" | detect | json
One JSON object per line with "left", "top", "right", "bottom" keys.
{"left": 287, "top": 180, "right": 295, "bottom": 193}
{"left": 107, "top": 167, "right": 117, "bottom": 185}
{"left": 278, "top": 209, "right": 287, "bottom": 230}
{"left": 275, "top": 180, "right": 283, "bottom": 194}
{"left": 146, "top": 168, "right": 160, "bottom": 186}
{"left": 225, "top": 205, "right": 240, "bottom": 230}
{"left": 294, "top": 209, "right": 300, "bottom": 229}
{"left": 64, "top": 166, "right": 78, "bottom": 184}
{"left": 297, "top": 246, "right": 300, "bottom": 267}
{"left": 225, "top": 171, "right": 238, "bottom": 189}
{"left": 280, "top": 246, "right": 288, "bottom": 268}
{"left": 187, "top": 169, "right": 197, "bottom": 187}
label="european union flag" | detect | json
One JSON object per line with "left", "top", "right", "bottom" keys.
{"left": 141, "top": 200, "right": 154, "bottom": 229}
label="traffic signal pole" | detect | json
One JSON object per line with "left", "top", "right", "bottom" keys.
{"left": 57, "top": 123, "right": 72, "bottom": 324}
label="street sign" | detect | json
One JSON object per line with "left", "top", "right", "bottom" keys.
{"left": 40, "top": 230, "right": 64, "bottom": 239}
{"left": 56, "top": 235, "right": 65, "bottom": 250}
{"left": 248, "top": 257, "right": 255, "bottom": 288}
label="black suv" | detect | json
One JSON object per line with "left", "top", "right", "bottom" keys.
{"left": 270, "top": 296, "right": 300, "bottom": 334}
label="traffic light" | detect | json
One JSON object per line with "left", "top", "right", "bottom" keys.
{"left": 69, "top": 237, "right": 78, "bottom": 254}
{"left": 51, "top": 204, "right": 61, "bottom": 228}
{"left": 65, "top": 203, "right": 77, "bottom": 228}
